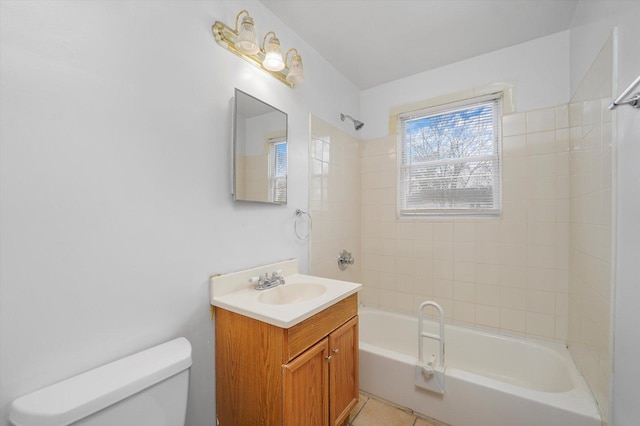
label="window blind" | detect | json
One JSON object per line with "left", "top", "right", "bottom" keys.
{"left": 269, "top": 139, "right": 287, "bottom": 203}
{"left": 398, "top": 93, "right": 502, "bottom": 217}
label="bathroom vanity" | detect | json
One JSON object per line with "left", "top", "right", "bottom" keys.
{"left": 210, "top": 260, "right": 361, "bottom": 426}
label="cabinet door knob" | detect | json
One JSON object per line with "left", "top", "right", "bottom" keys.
{"left": 326, "top": 355, "right": 332, "bottom": 362}
{"left": 332, "top": 349, "right": 340, "bottom": 354}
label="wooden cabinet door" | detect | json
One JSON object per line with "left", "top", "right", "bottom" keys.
{"left": 329, "top": 316, "right": 359, "bottom": 426}
{"left": 283, "top": 338, "right": 329, "bottom": 426}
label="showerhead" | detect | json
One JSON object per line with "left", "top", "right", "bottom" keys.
{"left": 340, "top": 113, "right": 364, "bottom": 131}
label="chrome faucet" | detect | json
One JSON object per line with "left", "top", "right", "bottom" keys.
{"left": 254, "top": 271, "right": 285, "bottom": 290}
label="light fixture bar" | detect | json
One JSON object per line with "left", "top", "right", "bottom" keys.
{"left": 212, "top": 21, "right": 295, "bottom": 88}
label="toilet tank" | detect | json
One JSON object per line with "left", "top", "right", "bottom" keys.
{"left": 10, "top": 337, "right": 192, "bottom": 426}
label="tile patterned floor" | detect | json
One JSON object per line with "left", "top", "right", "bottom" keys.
{"left": 345, "top": 393, "right": 450, "bottom": 426}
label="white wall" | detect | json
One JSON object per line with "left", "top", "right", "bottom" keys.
{"left": 0, "top": 1, "right": 359, "bottom": 425}
{"left": 360, "top": 30, "right": 571, "bottom": 139}
{"left": 3, "top": 1, "right": 638, "bottom": 425}
{"left": 569, "top": 2, "right": 640, "bottom": 425}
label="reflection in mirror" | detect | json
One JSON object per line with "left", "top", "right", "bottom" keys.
{"left": 233, "top": 89, "right": 288, "bottom": 204}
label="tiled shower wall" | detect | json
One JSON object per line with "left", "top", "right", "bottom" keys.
{"left": 309, "top": 40, "right": 614, "bottom": 422}
{"left": 359, "top": 106, "right": 572, "bottom": 342}
{"left": 309, "top": 116, "right": 361, "bottom": 283}
{"left": 567, "top": 36, "right": 613, "bottom": 422}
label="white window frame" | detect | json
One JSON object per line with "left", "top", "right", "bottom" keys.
{"left": 398, "top": 93, "right": 503, "bottom": 218}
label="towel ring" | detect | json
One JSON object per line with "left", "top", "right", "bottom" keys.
{"left": 294, "top": 209, "right": 312, "bottom": 240}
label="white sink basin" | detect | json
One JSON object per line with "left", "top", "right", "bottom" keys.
{"left": 209, "top": 259, "right": 362, "bottom": 328}
{"left": 258, "top": 283, "right": 327, "bottom": 305}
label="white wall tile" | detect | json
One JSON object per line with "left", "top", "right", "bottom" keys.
{"left": 433, "top": 260, "right": 454, "bottom": 280}
{"left": 527, "top": 108, "right": 556, "bottom": 133}
{"left": 499, "top": 244, "right": 528, "bottom": 266}
{"left": 528, "top": 222, "right": 557, "bottom": 245}
{"left": 433, "top": 222, "right": 454, "bottom": 241}
{"left": 395, "top": 292, "right": 415, "bottom": 312}
{"left": 556, "top": 128, "right": 571, "bottom": 152}
{"left": 501, "top": 286, "right": 527, "bottom": 310}
{"left": 503, "top": 134, "right": 527, "bottom": 158}
{"left": 502, "top": 201, "right": 528, "bottom": 222}
{"left": 503, "top": 113, "right": 527, "bottom": 136}
{"left": 555, "top": 105, "right": 569, "bottom": 129}
{"left": 528, "top": 244, "right": 557, "bottom": 268}
{"left": 453, "top": 242, "right": 476, "bottom": 262}
{"left": 475, "top": 242, "right": 501, "bottom": 265}
{"left": 526, "top": 154, "right": 556, "bottom": 177}
{"left": 502, "top": 177, "right": 528, "bottom": 201}
{"left": 527, "top": 267, "right": 557, "bottom": 292}
{"left": 433, "top": 279, "right": 454, "bottom": 300}
{"left": 500, "top": 308, "right": 526, "bottom": 333}
{"left": 453, "top": 261, "right": 476, "bottom": 283}
{"left": 454, "top": 222, "right": 476, "bottom": 242}
{"left": 355, "top": 104, "right": 577, "bottom": 343}
{"left": 476, "top": 283, "right": 501, "bottom": 306}
{"left": 453, "top": 301, "right": 476, "bottom": 324}
{"left": 476, "top": 305, "right": 500, "bottom": 328}
{"left": 527, "top": 130, "right": 556, "bottom": 155}
{"left": 454, "top": 282, "right": 475, "bottom": 302}
{"left": 566, "top": 36, "right": 613, "bottom": 421}
{"left": 476, "top": 263, "right": 500, "bottom": 285}
{"left": 433, "top": 240, "right": 454, "bottom": 260}
{"left": 527, "top": 176, "right": 557, "bottom": 199}
{"left": 526, "top": 312, "right": 556, "bottom": 338}
{"left": 500, "top": 221, "right": 527, "bottom": 244}
{"left": 379, "top": 289, "right": 396, "bottom": 309}
{"left": 526, "top": 289, "right": 556, "bottom": 315}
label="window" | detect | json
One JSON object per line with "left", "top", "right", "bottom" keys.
{"left": 269, "top": 138, "right": 287, "bottom": 203}
{"left": 398, "top": 93, "right": 502, "bottom": 217}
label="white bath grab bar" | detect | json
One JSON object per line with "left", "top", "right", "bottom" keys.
{"left": 418, "top": 301, "right": 445, "bottom": 368}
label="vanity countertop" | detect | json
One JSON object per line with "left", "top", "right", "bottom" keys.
{"left": 210, "top": 259, "right": 362, "bottom": 328}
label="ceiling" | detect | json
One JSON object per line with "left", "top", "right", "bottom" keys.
{"left": 260, "top": 0, "right": 579, "bottom": 90}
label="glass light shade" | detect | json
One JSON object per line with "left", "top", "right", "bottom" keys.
{"left": 286, "top": 54, "right": 304, "bottom": 84}
{"left": 235, "top": 16, "right": 259, "bottom": 54}
{"left": 263, "top": 36, "right": 285, "bottom": 71}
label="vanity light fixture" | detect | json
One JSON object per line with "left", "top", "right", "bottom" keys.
{"left": 262, "top": 31, "right": 285, "bottom": 71}
{"left": 212, "top": 10, "right": 304, "bottom": 88}
{"left": 285, "top": 48, "right": 304, "bottom": 85}
{"left": 234, "top": 10, "right": 259, "bottom": 54}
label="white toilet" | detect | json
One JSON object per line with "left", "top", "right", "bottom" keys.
{"left": 10, "top": 337, "right": 192, "bottom": 426}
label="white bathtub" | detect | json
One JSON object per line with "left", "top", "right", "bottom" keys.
{"left": 358, "top": 307, "right": 601, "bottom": 426}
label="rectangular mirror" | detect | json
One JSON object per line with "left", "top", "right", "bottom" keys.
{"left": 233, "top": 89, "right": 288, "bottom": 204}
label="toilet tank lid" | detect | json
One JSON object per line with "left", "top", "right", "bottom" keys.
{"left": 10, "top": 337, "right": 192, "bottom": 426}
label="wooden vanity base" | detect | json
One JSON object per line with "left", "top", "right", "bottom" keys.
{"left": 215, "top": 294, "right": 359, "bottom": 426}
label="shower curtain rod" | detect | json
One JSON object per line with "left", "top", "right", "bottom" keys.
{"left": 608, "top": 74, "right": 640, "bottom": 110}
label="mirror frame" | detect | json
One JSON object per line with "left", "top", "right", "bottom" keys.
{"left": 232, "top": 88, "right": 288, "bottom": 204}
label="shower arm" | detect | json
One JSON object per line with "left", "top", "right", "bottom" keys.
{"left": 608, "top": 74, "right": 640, "bottom": 110}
